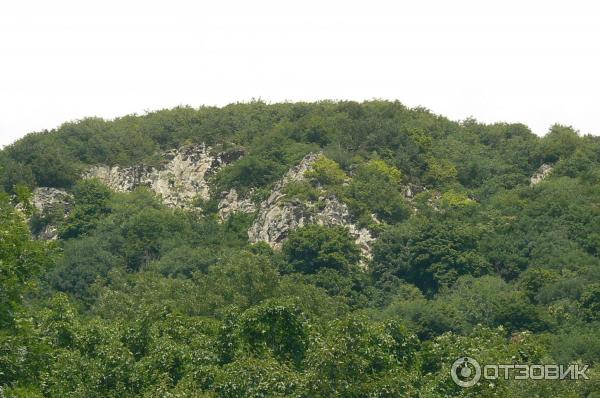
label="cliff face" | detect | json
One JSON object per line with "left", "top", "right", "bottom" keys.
{"left": 247, "top": 153, "right": 320, "bottom": 246}
{"left": 83, "top": 145, "right": 243, "bottom": 208}
{"left": 217, "top": 189, "right": 256, "bottom": 220}
{"left": 26, "top": 145, "right": 558, "bottom": 264}
{"left": 247, "top": 153, "right": 375, "bottom": 262}
{"left": 30, "top": 187, "right": 73, "bottom": 240}
{"left": 36, "top": 148, "right": 376, "bottom": 262}
{"left": 530, "top": 163, "right": 553, "bottom": 186}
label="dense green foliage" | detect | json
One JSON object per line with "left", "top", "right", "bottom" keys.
{"left": 2, "top": 100, "right": 600, "bottom": 396}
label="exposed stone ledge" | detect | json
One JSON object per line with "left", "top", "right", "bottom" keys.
{"left": 83, "top": 144, "right": 244, "bottom": 208}
{"left": 530, "top": 163, "right": 553, "bottom": 186}
{"left": 218, "top": 189, "right": 257, "bottom": 220}
{"left": 248, "top": 153, "right": 375, "bottom": 264}
{"left": 31, "top": 187, "right": 73, "bottom": 240}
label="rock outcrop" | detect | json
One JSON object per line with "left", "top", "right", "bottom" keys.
{"left": 31, "top": 187, "right": 72, "bottom": 213}
{"left": 248, "top": 153, "right": 320, "bottom": 246}
{"left": 530, "top": 163, "right": 553, "bottom": 186}
{"left": 313, "top": 197, "right": 375, "bottom": 260}
{"left": 248, "top": 153, "right": 375, "bottom": 262}
{"left": 218, "top": 189, "right": 256, "bottom": 220}
{"left": 31, "top": 187, "right": 73, "bottom": 240}
{"left": 84, "top": 145, "right": 243, "bottom": 207}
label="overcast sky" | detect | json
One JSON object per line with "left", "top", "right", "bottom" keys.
{"left": 1, "top": 0, "right": 599, "bottom": 147}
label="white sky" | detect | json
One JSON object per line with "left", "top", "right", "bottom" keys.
{"left": 1, "top": 0, "right": 599, "bottom": 147}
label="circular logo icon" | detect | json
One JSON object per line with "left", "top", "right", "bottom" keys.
{"left": 451, "top": 357, "right": 481, "bottom": 388}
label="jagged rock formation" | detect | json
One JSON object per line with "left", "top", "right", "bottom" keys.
{"left": 83, "top": 145, "right": 243, "bottom": 207}
{"left": 32, "top": 187, "right": 72, "bottom": 213}
{"left": 314, "top": 197, "right": 376, "bottom": 260}
{"left": 218, "top": 189, "right": 256, "bottom": 220}
{"left": 530, "top": 163, "right": 553, "bottom": 186}
{"left": 31, "top": 187, "right": 73, "bottom": 240}
{"left": 248, "top": 153, "right": 320, "bottom": 247}
{"left": 248, "top": 153, "right": 375, "bottom": 262}
{"left": 28, "top": 148, "right": 418, "bottom": 254}
{"left": 35, "top": 149, "right": 380, "bottom": 257}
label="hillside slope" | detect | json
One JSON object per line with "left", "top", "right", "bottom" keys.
{"left": 1, "top": 100, "right": 600, "bottom": 396}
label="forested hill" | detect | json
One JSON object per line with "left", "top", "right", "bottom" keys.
{"left": 1, "top": 100, "right": 600, "bottom": 396}
{"left": 3, "top": 100, "right": 593, "bottom": 192}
